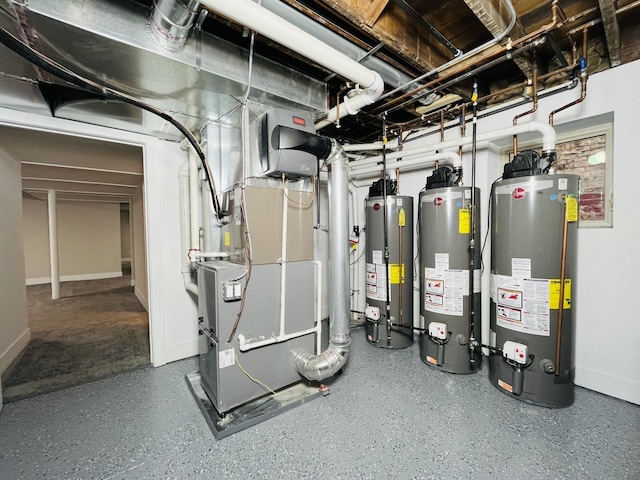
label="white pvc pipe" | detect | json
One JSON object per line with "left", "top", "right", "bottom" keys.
{"left": 314, "top": 260, "right": 322, "bottom": 355}
{"left": 315, "top": 75, "right": 384, "bottom": 130}
{"left": 279, "top": 186, "right": 289, "bottom": 337}
{"left": 238, "top": 260, "right": 324, "bottom": 353}
{"left": 349, "top": 121, "right": 557, "bottom": 170}
{"left": 348, "top": 182, "right": 360, "bottom": 314}
{"left": 189, "top": 147, "right": 200, "bottom": 252}
{"left": 189, "top": 251, "right": 229, "bottom": 260}
{"left": 47, "top": 190, "right": 60, "bottom": 300}
{"left": 178, "top": 161, "right": 198, "bottom": 295}
{"left": 343, "top": 137, "right": 400, "bottom": 152}
{"left": 238, "top": 327, "right": 319, "bottom": 352}
{"left": 350, "top": 151, "right": 461, "bottom": 179}
{"left": 199, "top": 0, "right": 384, "bottom": 130}
{"left": 201, "top": 0, "right": 377, "bottom": 88}
{"left": 201, "top": 179, "right": 212, "bottom": 252}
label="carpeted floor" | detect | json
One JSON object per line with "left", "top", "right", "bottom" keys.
{"left": 1, "top": 271, "right": 150, "bottom": 402}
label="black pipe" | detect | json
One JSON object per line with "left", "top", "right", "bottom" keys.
{"left": 381, "top": 116, "right": 392, "bottom": 345}
{"left": 468, "top": 79, "right": 478, "bottom": 365}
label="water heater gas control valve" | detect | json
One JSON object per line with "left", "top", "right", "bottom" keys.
{"left": 365, "top": 305, "right": 380, "bottom": 321}
{"left": 503, "top": 341, "right": 528, "bottom": 365}
{"left": 428, "top": 322, "right": 448, "bottom": 340}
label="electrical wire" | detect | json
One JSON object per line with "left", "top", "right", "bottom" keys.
{"left": 281, "top": 173, "right": 316, "bottom": 207}
{"left": 0, "top": 24, "right": 226, "bottom": 219}
{"left": 227, "top": 190, "right": 253, "bottom": 343}
{"left": 233, "top": 351, "right": 299, "bottom": 400}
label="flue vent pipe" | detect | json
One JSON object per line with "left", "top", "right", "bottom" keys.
{"left": 200, "top": 0, "right": 384, "bottom": 129}
{"left": 293, "top": 141, "right": 351, "bottom": 381}
{"left": 150, "top": 0, "right": 201, "bottom": 52}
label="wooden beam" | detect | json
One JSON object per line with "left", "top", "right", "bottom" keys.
{"left": 365, "top": 0, "right": 389, "bottom": 27}
{"left": 462, "top": 0, "right": 532, "bottom": 75}
{"left": 598, "top": 0, "right": 621, "bottom": 67}
{"left": 317, "top": 0, "right": 449, "bottom": 71}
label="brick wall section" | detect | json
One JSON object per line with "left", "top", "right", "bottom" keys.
{"left": 555, "top": 134, "right": 607, "bottom": 221}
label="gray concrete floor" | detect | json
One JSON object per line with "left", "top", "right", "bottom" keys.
{"left": 1, "top": 329, "right": 638, "bottom": 480}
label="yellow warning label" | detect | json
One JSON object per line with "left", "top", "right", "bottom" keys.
{"left": 224, "top": 231, "right": 231, "bottom": 247}
{"left": 498, "top": 379, "right": 513, "bottom": 393}
{"left": 566, "top": 196, "right": 578, "bottom": 222}
{"left": 459, "top": 208, "right": 470, "bottom": 234}
{"left": 399, "top": 208, "right": 406, "bottom": 227}
{"left": 549, "top": 279, "right": 572, "bottom": 309}
{"left": 390, "top": 264, "right": 405, "bottom": 284}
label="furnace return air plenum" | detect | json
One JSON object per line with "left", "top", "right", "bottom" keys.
{"left": 488, "top": 151, "right": 579, "bottom": 408}
{"left": 364, "top": 179, "right": 414, "bottom": 349}
{"left": 418, "top": 167, "right": 481, "bottom": 373}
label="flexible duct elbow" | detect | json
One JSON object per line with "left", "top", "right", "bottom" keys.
{"left": 293, "top": 343, "right": 350, "bottom": 381}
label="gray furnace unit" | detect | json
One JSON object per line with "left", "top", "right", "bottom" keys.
{"left": 488, "top": 151, "right": 579, "bottom": 408}
{"left": 418, "top": 167, "right": 482, "bottom": 373}
{"left": 364, "top": 179, "right": 414, "bottom": 349}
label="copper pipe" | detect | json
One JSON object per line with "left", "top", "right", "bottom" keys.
{"left": 459, "top": 105, "right": 466, "bottom": 161}
{"left": 373, "top": 1, "right": 563, "bottom": 113}
{"left": 512, "top": 60, "right": 538, "bottom": 153}
{"left": 398, "top": 210, "right": 403, "bottom": 327}
{"left": 394, "top": 63, "right": 576, "bottom": 131}
{"left": 549, "top": 29, "right": 588, "bottom": 126}
{"left": 555, "top": 197, "right": 570, "bottom": 376}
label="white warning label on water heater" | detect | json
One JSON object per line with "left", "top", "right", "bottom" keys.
{"left": 424, "top": 267, "right": 481, "bottom": 317}
{"left": 366, "top": 262, "right": 390, "bottom": 302}
{"left": 494, "top": 275, "right": 550, "bottom": 336}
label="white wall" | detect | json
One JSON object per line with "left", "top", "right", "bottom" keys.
{"left": 354, "top": 60, "right": 640, "bottom": 404}
{"left": 0, "top": 142, "right": 30, "bottom": 376}
{"left": 0, "top": 108, "right": 199, "bottom": 368}
{"left": 131, "top": 187, "right": 148, "bottom": 310}
{"left": 120, "top": 207, "right": 131, "bottom": 261}
{"left": 23, "top": 198, "right": 122, "bottom": 284}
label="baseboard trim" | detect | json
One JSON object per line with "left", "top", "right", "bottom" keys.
{"left": 576, "top": 366, "right": 640, "bottom": 405}
{"left": 26, "top": 271, "right": 123, "bottom": 285}
{"left": 134, "top": 286, "right": 148, "bottom": 312}
{"left": 0, "top": 328, "right": 31, "bottom": 374}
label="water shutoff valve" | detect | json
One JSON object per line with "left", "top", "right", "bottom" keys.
{"left": 503, "top": 341, "right": 528, "bottom": 365}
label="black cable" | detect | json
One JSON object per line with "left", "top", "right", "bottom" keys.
{"left": 0, "top": 24, "right": 224, "bottom": 218}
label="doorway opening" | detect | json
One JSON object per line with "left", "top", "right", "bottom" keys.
{"left": 0, "top": 127, "right": 150, "bottom": 401}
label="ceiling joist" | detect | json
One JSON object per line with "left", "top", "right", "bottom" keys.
{"left": 597, "top": 0, "right": 621, "bottom": 67}
{"left": 462, "top": 0, "right": 532, "bottom": 75}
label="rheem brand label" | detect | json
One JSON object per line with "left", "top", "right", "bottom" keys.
{"left": 512, "top": 187, "right": 526, "bottom": 199}
{"left": 434, "top": 197, "right": 443, "bottom": 206}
